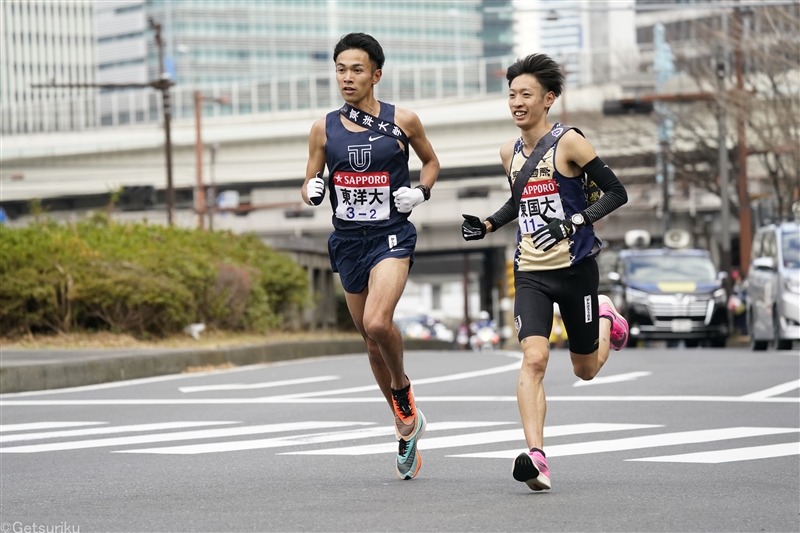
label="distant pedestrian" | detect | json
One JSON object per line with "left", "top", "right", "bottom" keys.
{"left": 301, "top": 33, "right": 440, "bottom": 480}
{"left": 461, "top": 53, "right": 629, "bottom": 491}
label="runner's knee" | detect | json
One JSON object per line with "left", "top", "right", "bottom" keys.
{"left": 520, "top": 348, "right": 549, "bottom": 379}
{"left": 571, "top": 353, "right": 599, "bottom": 380}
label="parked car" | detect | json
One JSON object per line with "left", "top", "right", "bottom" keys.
{"left": 607, "top": 246, "right": 729, "bottom": 347}
{"left": 745, "top": 221, "right": 800, "bottom": 351}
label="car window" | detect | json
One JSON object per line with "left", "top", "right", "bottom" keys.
{"left": 625, "top": 256, "right": 717, "bottom": 282}
{"left": 782, "top": 231, "right": 800, "bottom": 269}
{"left": 752, "top": 230, "right": 764, "bottom": 258}
{"left": 764, "top": 232, "right": 778, "bottom": 262}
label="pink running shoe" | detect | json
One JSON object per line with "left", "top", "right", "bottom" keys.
{"left": 512, "top": 449, "right": 551, "bottom": 491}
{"left": 599, "top": 294, "right": 629, "bottom": 350}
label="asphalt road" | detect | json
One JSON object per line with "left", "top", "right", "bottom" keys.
{"left": 1, "top": 347, "right": 798, "bottom": 533}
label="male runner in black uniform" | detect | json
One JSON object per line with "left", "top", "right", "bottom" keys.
{"left": 302, "top": 33, "right": 440, "bottom": 480}
{"left": 461, "top": 54, "right": 629, "bottom": 491}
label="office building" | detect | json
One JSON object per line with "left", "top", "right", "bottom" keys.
{"left": 1, "top": 0, "right": 97, "bottom": 134}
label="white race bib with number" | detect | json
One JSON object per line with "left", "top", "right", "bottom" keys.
{"left": 518, "top": 179, "right": 565, "bottom": 234}
{"left": 333, "top": 171, "right": 391, "bottom": 221}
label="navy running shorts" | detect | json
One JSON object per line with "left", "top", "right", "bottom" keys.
{"left": 328, "top": 221, "right": 416, "bottom": 294}
{"left": 513, "top": 257, "right": 600, "bottom": 355}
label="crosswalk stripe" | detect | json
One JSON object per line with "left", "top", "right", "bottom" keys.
{"left": 740, "top": 379, "right": 800, "bottom": 400}
{"left": 627, "top": 442, "right": 800, "bottom": 463}
{"left": 1, "top": 421, "right": 236, "bottom": 443}
{"left": 179, "top": 375, "right": 340, "bottom": 393}
{"left": 0, "top": 421, "right": 370, "bottom": 454}
{"left": 573, "top": 371, "right": 652, "bottom": 387}
{"left": 0, "top": 422, "right": 106, "bottom": 433}
{"left": 450, "top": 427, "right": 800, "bottom": 459}
{"left": 113, "top": 422, "right": 509, "bottom": 455}
{"left": 283, "top": 423, "right": 662, "bottom": 456}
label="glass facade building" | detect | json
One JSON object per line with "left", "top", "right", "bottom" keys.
{"left": 147, "top": 0, "right": 489, "bottom": 89}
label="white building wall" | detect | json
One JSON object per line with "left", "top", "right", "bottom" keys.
{"left": 1, "top": 0, "right": 96, "bottom": 133}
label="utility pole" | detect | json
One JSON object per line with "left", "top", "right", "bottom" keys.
{"left": 716, "top": 21, "right": 732, "bottom": 276}
{"left": 32, "top": 17, "right": 176, "bottom": 225}
{"left": 734, "top": 5, "right": 753, "bottom": 276}
{"left": 194, "top": 93, "right": 230, "bottom": 230}
{"left": 151, "top": 18, "right": 176, "bottom": 226}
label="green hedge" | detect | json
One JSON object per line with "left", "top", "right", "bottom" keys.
{"left": 0, "top": 213, "right": 308, "bottom": 337}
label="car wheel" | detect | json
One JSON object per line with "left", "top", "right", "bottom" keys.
{"left": 684, "top": 339, "right": 700, "bottom": 348}
{"left": 710, "top": 337, "right": 727, "bottom": 348}
{"left": 774, "top": 310, "right": 793, "bottom": 350}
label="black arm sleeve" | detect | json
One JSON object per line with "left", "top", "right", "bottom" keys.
{"left": 581, "top": 157, "right": 628, "bottom": 224}
{"left": 485, "top": 195, "right": 517, "bottom": 232}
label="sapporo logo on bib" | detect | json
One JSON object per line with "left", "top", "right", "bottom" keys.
{"left": 518, "top": 178, "right": 565, "bottom": 234}
{"left": 334, "top": 171, "right": 391, "bottom": 221}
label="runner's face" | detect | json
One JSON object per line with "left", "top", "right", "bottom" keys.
{"left": 508, "top": 74, "right": 554, "bottom": 128}
{"left": 335, "top": 49, "right": 381, "bottom": 105}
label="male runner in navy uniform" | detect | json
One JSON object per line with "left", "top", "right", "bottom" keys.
{"left": 302, "top": 33, "right": 440, "bottom": 480}
{"left": 461, "top": 54, "right": 629, "bottom": 491}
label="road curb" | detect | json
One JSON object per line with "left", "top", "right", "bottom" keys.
{"left": 0, "top": 338, "right": 457, "bottom": 394}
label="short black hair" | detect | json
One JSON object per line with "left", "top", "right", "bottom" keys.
{"left": 506, "top": 54, "right": 563, "bottom": 98}
{"left": 333, "top": 33, "right": 385, "bottom": 71}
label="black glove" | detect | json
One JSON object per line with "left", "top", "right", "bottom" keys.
{"left": 461, "top": 214, "right": 487, "bottom": 241}
{"left": 531, "top": 214, "right": 574, "bottom": 251}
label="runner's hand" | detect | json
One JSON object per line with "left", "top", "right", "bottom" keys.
{"left": 393, "top": 186, "right": 425, "bottom": 213}
{"left": 461, "top": 214, "right": 487, "bottom": 241}
{"left": 305, "top": 173, "right": 326, "bottom": 206}
{"left": 531, "top": 214, "right": 574, "bottom": 251}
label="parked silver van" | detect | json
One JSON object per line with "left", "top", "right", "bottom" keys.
{"left": 746, "top": 221, "right": 800, "bottom": 350}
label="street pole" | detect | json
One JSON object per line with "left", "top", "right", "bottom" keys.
{"left": 734, "top": 6, "right": 753, "bottom": 276}
{"left": 209, "top": 143, "right": 218, "bottom": 231}
{"left": 150, "top": 18, "right": 175, "bottom": 226}
{"left": 717, "top": 39, "right": 732, "bottom": 276}
{"left": 194, "top": 90, "right": 206, "bottom": 229}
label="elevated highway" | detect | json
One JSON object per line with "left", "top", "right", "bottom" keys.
{"left": 1, "top": 91, "right": 731, "bottom": 329}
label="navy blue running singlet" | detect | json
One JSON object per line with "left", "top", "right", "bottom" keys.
{"left": 324, "top": 102, "right": 411, "bottom": 231}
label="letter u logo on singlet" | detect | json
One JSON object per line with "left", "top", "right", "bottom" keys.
{"left": 348, "top": 144, "right": 372, "bottom": 171}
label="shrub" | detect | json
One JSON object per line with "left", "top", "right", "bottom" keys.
{"left": 0, "top": 216, "right": 308, "bottom": 337}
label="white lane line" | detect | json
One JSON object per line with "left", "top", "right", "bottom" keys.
{"left": 741, "top": 379, "right": 800, "bottom": 400}
{"left": 628, "top": 442, "right": 800, "bottom": 463}
{"left": 0, "top": 422, "right": 106, "bottom": 433}
{"left": 284, "top": 423, "right": 662, "bottom": 456}
{"left": 3, "top": 395, "right": 798, "bottom": 406}
{"left": 179, "top": 375, "right": 340, "bottom": 393}
{"left": 114, "top": 422, "right": 506, "bottom": 455}
{"left": 573, "top": 371, "right": 652, "bottom": 387}
{"left": 261, "top": 360, "right": 523, "bottom": 401}
{"left": 1, "top": 421, "right": 236, "bottom": 443}
{"left": 0, "top": 354, "right": 364, "bottom": 398}
{"left": 450, "top": 427, "right": 800, "bottom": 459}
{"left": 0, "top": 421, "right": 370, "bottom": 454}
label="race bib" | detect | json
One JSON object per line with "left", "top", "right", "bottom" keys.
{"left": 518, "top": 179, "right": 565, "bottom": 234}
{"left": 333, "top": 171, "right": 391, "bottom": 221}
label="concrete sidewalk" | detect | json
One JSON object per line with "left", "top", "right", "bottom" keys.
{"left": 0, "top": 338, "right": 456, "bottom": 394}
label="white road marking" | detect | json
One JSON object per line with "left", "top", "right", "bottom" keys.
{"left": 573, "top": 371, "right": 652, "bottom": 387}
{"left": 3, "top": 395, "right": 798, "bottom": 406}
{"left": 262, "top": 360, "right": 523, "bottom": 401}
{"left": 179, "top": 375, "right": 340, "bottom": 393}
{"left": 0, "top": 421, "right": 370, "bottom": 454}
{"left": 627, "top": 442, "right": 800, "bottom": 463}
{"left": 284, "top": 423, "right": 662, "bottom": 456}
{"left": 113, "top": 421, "right": 506, "bottom": 455}
{"left": 0, "top": 421, "right": 236, "bottom": 443}
{"left": 450, "top": 427, "right": 800, "bottom": 459}
{"left": 0, "top": 422, "right": 106, "bottom": 433}
{"left": 741, "top": 379, "right": 800, "bottom": 400}
{"left": 0, "top": 354, "right": 361, "bottom": 398}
